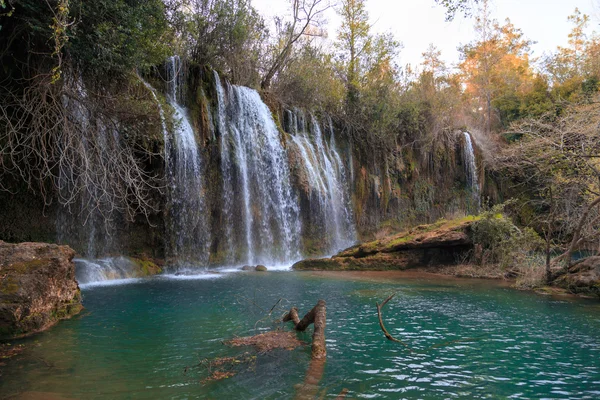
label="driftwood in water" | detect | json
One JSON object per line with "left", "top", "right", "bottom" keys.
{"left": 376, "top": 293, "right": 413, "bottom": 351}
{"left": 283, "top": 299, "right": 327, "bottom": 360}
{"left": 285, "top": 300, "right": 327, "bottom": 399}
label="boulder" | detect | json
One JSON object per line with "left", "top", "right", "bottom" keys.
{"left": 241, "top": 265, "right": 268, "bottom": 271}
{"left": 0, "top": 241, "right": 83, "bottom": 339}
{"left": 554, "top": 257, "right": 600, "bottom": 297}
{"left": 293, "top": 217, "right": 476, "bottom": 271}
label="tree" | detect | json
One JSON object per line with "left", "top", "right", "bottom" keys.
{"left": 336, "top": 0, "right": 372, "bottom": 109}
{"left": 261, "top": 0, "right": 330, "bottom": 90}
{"left": 272, "top": 43, "right": 345, "bottom": 111}
{"left": 545, "top": 8, "right": 590, "bottom": 85}
{"left": 498, "top": 99, "right": 600, "bottom": 281}
{"left": 422, "top": 44, "right": 447, "bottom": 84}
{"left": 175, "top": 0, "right": 267, "bottom": 86}
{"left": 69, "top": 0, "right": 170, "bottom": 77}
{"left": 434, "top": 0, "right": 481, "bottom": 21}
{"left": 459, "top": 2, "right": 534, "bottom": 131}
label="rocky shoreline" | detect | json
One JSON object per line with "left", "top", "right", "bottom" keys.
{"left": 293, "top": 217, "right": 600, "bottom": 299}
{"left": 0, "top": 241, "right": 83, "bottom": 339}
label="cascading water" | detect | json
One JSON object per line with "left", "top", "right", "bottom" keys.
{"left": 74, "top": 257, "right": 140, "bottom": 287}
{"left": 214, "top": 72, "right": 238, "bottom": 264}
{"left": 56, "top": 73, "right": 117, "bottom": 257}
{"left": 165, "top": 56, "right": 210, "bottom": 266}
{"left": 463, "top": 131, "right": 480, "bottom": 208}
{"left": 71, "top": 66, "right": 358, "bottom": 283}
{"left": 286, "top": 109, "right": 356, "bottom": 254}
{"left": 214, "top": 75, "right": 301, "bottom": 266}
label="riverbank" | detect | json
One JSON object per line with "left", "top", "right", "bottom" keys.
{"left": 301, "top": 269, "right": 597, "bottom": 300}
{"left": 293, "top": 214, "right": 600, "bottom": 300}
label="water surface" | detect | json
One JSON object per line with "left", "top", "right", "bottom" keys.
{"left": 2, "top": 272, "right": 599, "bottom": 399}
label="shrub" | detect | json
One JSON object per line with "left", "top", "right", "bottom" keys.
{"left": 472, "top": 203, "right": 544, "bottom": 270}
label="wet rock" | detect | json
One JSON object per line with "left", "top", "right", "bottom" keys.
{"left": 255, "top": 265, "right": 268, "bottom": 272}
{"left": 241, "top": 265, "right": 254, "bottom": 271}
{"left": 0, "top": 241, "right": 83, "bottom": 339}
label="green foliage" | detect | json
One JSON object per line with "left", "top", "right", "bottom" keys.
{"left": 472, "top": 204, "right": 544, "bottom": 268}
{"left": 0, "top": 0, "right": 169, "bottom": 80}
{"left": 273, "top": 44, "right": 345, "bottom": 111}
{"left": 519, "top": 76, "right": 555, "bottom": 118}
{"left": 68, "top": 0, "right": 170, "bottom": 77}
{"left": 336, "top": 0, "right": 372, "bottom": 107}
{"left": 176, "top": 0, "right": 266, "bottom": 86}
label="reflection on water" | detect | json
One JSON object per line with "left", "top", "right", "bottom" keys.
{"left": 1, "top": 273, "right": 599, "bottom": 399}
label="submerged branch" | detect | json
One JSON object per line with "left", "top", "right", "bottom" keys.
{"left": 376, "top": 293, "right": 413, "bottom": 351}
{"left": 376, "top": 293, "right": 486, "bottom": 353}
{"left": 284, "top": 299, "right": 327, "bottom": 360}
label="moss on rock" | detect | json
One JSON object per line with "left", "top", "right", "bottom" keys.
{"left": 0, "top": 241, "right": 83, "bottom": 340}
{"left": 293, "top": 216, "right": 478, "bottom": 271}
{"left": 130, "top": 257, "right": 162, "bottom": 276}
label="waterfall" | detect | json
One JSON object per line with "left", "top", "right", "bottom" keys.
{"left": 164, "top": 56, "right": 210, "bottom": 265}
{"left": 74, "top": 257, "right": 140, "bottom": 286}
{"left": 56, "top": 73, "right": 117, "bottom": 257}
{"left": 287, "top": 110, "right": 356, "bottom": 254}
{"left": 463, "top": 132, "right": 480, "bottom": 208}
{"left": 214, "top": 71, "right": 240, "bottom": 264}
{"left": 68, "top": 64, "right": 357, "bottom": 277}
{"left": 215, "top": 76, "right": 301, "bottom": 266}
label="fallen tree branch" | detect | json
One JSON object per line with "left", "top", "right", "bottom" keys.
{"left": 376, "top": 293, "right": 413, "bottom": 351}
{"left": 283, "top": 300, "right": 327, "bottom": 360}
{"left": 283, "top": 306, "right": 300, "bottom": 326}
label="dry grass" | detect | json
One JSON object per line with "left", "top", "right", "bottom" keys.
{"left": 438, "top": 264, "right": 507, "bottom": 279}
{"left": 514, "top": 254, "right": 547, "bottom": 289}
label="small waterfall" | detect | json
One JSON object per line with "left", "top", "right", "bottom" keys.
{"left": 462, "top": 132, "right": 480, "bottom": 208}
{"left": 164, "top": 56, "right": 210, "bottom": 265}
{"left": 215, "top": 76, "right": 301, "bottom": 266}
{"left": 287, "top": 110, "right": 356, "bottom": 254}
{"left": 74, "top": 257, "right": 139, "bottom": 286}
{"left": 139, "top": 75, "right": 170, "bottom": 153}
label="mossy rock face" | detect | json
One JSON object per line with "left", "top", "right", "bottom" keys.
{"left": 255, "top": 265, "right": 268, "bottom": 272}
{"left": 129, "top": 257, "right": 162, "bottom": 277}
{"left": 0, "top": 241, "right": 83, "bottom": 340}
{"left": 293, "top": 216, "right": 478, "bottom": 271}
{"left": 293, "top": 258, "right": 346, "bottom": 271}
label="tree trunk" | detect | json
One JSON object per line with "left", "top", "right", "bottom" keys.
{"left": 564, "top": 196, "right": 600, "bottom": 268}
{"left": 284, "top": 300, "right": 327, "bottom": 360}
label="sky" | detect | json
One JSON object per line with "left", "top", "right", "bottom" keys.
{"left": 252, "top": 0, "right": 598, "bottom": 70}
